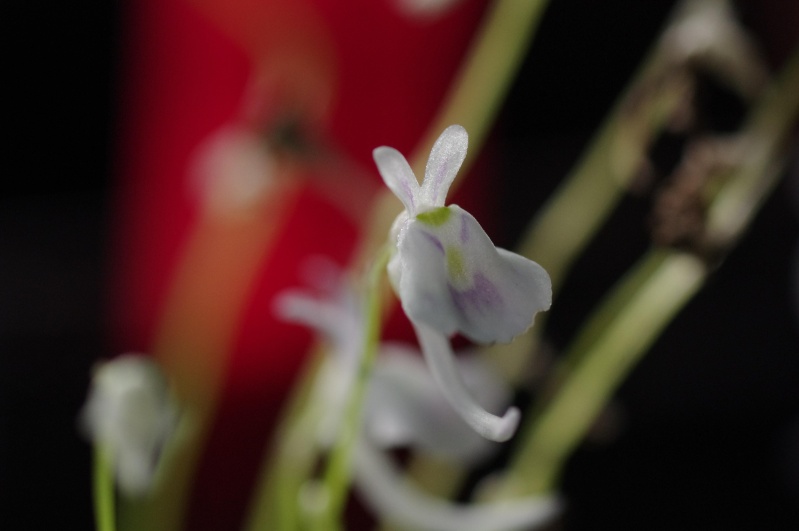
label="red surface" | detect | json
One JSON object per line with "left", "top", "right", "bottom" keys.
{"left": 111, "top": 0, "right": 492, "bottom": 528}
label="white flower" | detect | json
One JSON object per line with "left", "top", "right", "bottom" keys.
{"left": 190, "top": 125, "right": 275, "bottom": 216}
{"left": 373, "top": 125, "right": 552, "bottom": 441}
{"left": 374, "top": 125, "right": 551, "bottom": 344}
{"left": 367, "top": 344, "right": 508, "bottom": 463}
{"left": 274, "top": 262, "right": 509, "bottom": 462}
{"left": 276, "top": 271, "right": 560, "bottom": 531}
{"left": 80, "top": 354, "right": 178, "bottom": 496}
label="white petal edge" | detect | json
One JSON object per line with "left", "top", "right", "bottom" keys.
{"left": 274, "top": 291, "right": 342, "bottom": 336}
{"left": 398, "top": 208, "right": 552, "bottom": 344}
{"left": 373, "top": 146, "right": 420, "bottom": 215}
{"left": 80, "top": 354, "right": 177, "bottom": 496}
{"left": 412, "top": 321, "right": 520, "bottom": 442}
{"left": 365, "top": 344, "right": 507, "bottom": 462}
{"left": 273, "top": 290, "right": 362, "bottom": 367}
{"left": 421, "top": 125, "right": 468, "bottom": 207}
{"left": 354, "top": 437, "right": 562, "bottom": 531}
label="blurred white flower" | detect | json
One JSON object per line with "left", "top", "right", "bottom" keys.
{"left": 274, "top": 262, "right": 510, "bottom": 463}
{"left": 191, "top": 125, "right": 276, "bottom": 216}
{"left": 373, "top": 125, "right": 551, "bottom": 441}
{"left": 354, "top": 437, "right": 562, "bottom": 531}
{"left": 367, "top": 344, "right": 508, "bottom": 463}
{"left": 394, "top": 0, "right": 463, "bottom": 19}
{"left": 80, "top": 354, "right": 178, "bottom": 496}
{"left": 277, "top": 269, "right": 561, "bottom": 531}
{"left": 663, "top": 0, "right": 767, "bottom": 98}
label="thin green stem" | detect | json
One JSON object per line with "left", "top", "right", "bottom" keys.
{"left": 364, "top": 0, "right": 551, "bottom": 268}
{"left": 490, "top": 47, "right": 799, "bottom": 500}
{"left": 93, "top": 445, "right": 116, "bottom": 531}
{"left": 242, "top": 350, "right": 326, "bottom": 531}
{"left": 410, "top": 0, "right": 550, "bottom": 177}
{"left": 317, "top": 245, "right": 392, "bottom": 527}
{"left": 499, "top": 250, "right": 705, "bottom": 497}
{"left": 516, "top": 53, "right": 688, "bottom": 295}
{"left": 484, "top": 3, "right": 694, "bottom": 391}
{"left": 706, "top": 48, "right": 799, "bottom": 246}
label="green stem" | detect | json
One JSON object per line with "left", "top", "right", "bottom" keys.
{"left": 484, "top": 7, "right": 693, "bottom": 389}
{"left": 242, "top": 350, "right": 326, "bottom": 531}
{"left": 516, "top": 49, "right": 689, "bottom": 294}
{"left": 410, "top": 0, "right": 550, "bottom": 177}
{"left": 492, "top": 46, "right": 799, "bottom": 500}
{"left": 316, "top": 246, "right": 391, "bottom": 528}
{"left": 500, "top": 250, "right": 705, "bottom": 497}
{"left": 93, "top": 445, "right": 116, "bottom": 531}
{"left": 706, "top": 48, "right": 799, "bottom": 246}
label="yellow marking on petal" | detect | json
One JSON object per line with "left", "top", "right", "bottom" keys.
{"left": 446, "top": 246, "right": 467, "bottom": 284}
{"left": 416, "top": 206, "right": 452, "bottom": 227}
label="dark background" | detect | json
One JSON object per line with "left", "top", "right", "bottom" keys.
{"left": 3, "top": 1, "right": 119, "bottom": 530}
{"left": 3, "top": 1, "right": 798, "bottom": 529}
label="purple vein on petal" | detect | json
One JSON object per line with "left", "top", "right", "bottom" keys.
{"left": 459, "top": 213, "right": 470, "bottom": 243}
{"left": 430, "top": 164, "right": 447, "bottom": 205}
{"left": 422, "top": 232, "right": 445, "bottom": 254}
{"left": 449, "top": 273, "right": 502, "bottom": 318}
{"left": 401, "top": 180, "right": 416, "bottom": 212}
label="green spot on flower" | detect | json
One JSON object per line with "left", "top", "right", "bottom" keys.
{"left": 416, "top": 207, "right": 452, "bottom": 227}
{"left": 446, "top": 247, "right": 466, "bottom": 283}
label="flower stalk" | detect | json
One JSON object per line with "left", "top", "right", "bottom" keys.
{"left": 93, "top": 444, "right": 116, "bottom": 531}
{"left": 317, "top": 245, "right": 393, "bottom": 527}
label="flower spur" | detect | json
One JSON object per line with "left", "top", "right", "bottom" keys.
{"left": 274, "top": 259, "right": 510, "bottom": 461}
{"left": 373, "top": 125, "right": 552, "bottom": 441}
{"left": 275, "top": 266, "right": 561, "bottom": 530}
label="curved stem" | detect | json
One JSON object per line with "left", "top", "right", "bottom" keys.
{"left": 514, "top": 47, "right": 690, "bottom": 295}
{"left": 497, "top": 250, "right": 705, "bottom": 497}
{"left": 412, "top": 321, "right": 520, "bottom": 443}
{"left": 494, "top": 47, "right": 799, "bottom": 499}
{"left": 242, "top": 348, "right": 326, "bottom": 531}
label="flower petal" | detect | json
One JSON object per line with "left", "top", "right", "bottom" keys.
{"left": 365, "top": 343, "right": 509, "bottom": 462}
{"left": 413, "top": 321, "right": 520, "bottom": 442}
{"left": 399, "top": 206, "right": 552, "bottom": 344}
{"left": 274, "top": 290, "right": 362, "bottom": 367}
{"left": 421, "top": 124, "right": 468, "bottom": 207}
{"left": 373, "top": 146, "right": 420, "bottom": 214}
{"left": 354, "top": 436, "right": 562, "bottom": 531}
{"left": 80, "top": 354, "right": 178, "bottom": 496}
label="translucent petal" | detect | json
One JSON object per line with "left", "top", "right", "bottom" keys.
{"left": 373, "top": 146, "right": 420, "bottom": 214}
{"left": 80, "top": 354, "right": 178, "bottom": 496}
{"left": 413, "top": 321, "right": 520, "bottom": 442}
{"left": 398, "top": 206, "right": 552, "bottom": 344}
{"left": 365, "top": 344, "right": 510, "bottom": 462}
{"left": 274, "top": 290, "right": 362, "bottom": 367}
{"left": 354, "top": 437, "right": 562, "bottom": 531}
{"left": 421, "top": 124, "right": 468, "bottom": 207}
